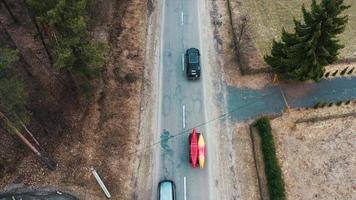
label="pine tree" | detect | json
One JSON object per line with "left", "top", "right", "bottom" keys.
{"left": 26, "top": 0, "right": 106, "bottom": 80}
{"left": 265, "top": 0, "right": 350, "bottom": 81}
{"left": 0, "top": 47, "right": 31, "bottom": 129}
{"left": 0, "top": 47, "right": 19, "bottom": 69}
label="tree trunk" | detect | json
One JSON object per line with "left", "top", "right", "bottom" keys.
{"left": 1, "top": 0, "right": 18, "bottom": 23}
{"left": 0, "top": 111, "right": 57, "bottom": 170}
{"left": 22, "top": 0, "right": 53, "bottom": 63}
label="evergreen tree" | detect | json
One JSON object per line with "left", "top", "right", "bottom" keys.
{"left": 265, "top": 0, "right": 350, "bottom": 81}
{"left": 26, "top": 0, "right": 106, "bottom": 80}
{"left": 0, "top": 47, "right": 30, "bottom": 129}
{"left": 0, "top": 47, "right": 19, "bottom": 69}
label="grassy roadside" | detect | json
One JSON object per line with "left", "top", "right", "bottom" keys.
{"left": 255, "top": 117, "right": 285, "bottom": 200}
{"left": 231, "top": 0, "right": 356, "bottom": 60}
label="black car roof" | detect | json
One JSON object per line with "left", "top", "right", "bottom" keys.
{"left": 187, "top": 48, "right": 200, "bottom": 54}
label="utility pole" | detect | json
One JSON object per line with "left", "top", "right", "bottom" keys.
{"left": 273, "top": 73, "right": 291, "bottom": 113}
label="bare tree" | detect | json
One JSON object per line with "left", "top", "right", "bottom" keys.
{"left": 236, "top": 15, "right": 250, "bottom": 59}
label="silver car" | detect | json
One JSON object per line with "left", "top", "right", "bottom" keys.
{"left": 158, "top": 180, "right": 176, "bottom": 200}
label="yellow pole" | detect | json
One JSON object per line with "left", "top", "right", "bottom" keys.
{"left": 274, "top": 74, "right": 290, "bottom": 113}
{"left": 272, "top": 73, "right": 278, "bottom": 84}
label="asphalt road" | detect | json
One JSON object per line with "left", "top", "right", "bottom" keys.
{"left": 157, "top": 0, "right": 211, "bottom": 199}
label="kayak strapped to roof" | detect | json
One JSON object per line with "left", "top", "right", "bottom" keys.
{"left": 189, "top": 128, "right": 198, "bottom": 168}
{"left": 189, "top": 128, "right": 206, "bottom": 169}
{"left": 198, "top": 133, "right": 206, "bottom": 169}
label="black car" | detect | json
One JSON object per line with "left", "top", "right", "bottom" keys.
{"left": 185, "top": 48, "right": 201, "bottom": 80}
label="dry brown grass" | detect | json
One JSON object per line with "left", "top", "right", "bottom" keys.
{"left": 232, "top": 0, "right": 356, "bottom": 59}
{"left": 270, "top": 104, "right": 356, "bottom": 200}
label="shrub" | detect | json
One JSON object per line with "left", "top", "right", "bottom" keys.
{"left": 336, "top": 101, "right": 343, "bottom": 106}
{"left": 256, "top": 117, "right": 286, "bottom": 200}
{"left": 340, "top": 67, "right": 348, "bottom": 75}
{"left": 313, "top": 102, "right": 322, "bottom": 109}
{"left": 124, "top": 73, "right": 138, "bottom": 83}
{"left": 348, "top": 67, "right": 354, "bottom": 74}
{"left": 320, "top": 102, "right": 327, "bottom": 108}
{"left": 324, "top": 72, "right": 330, "bottom": 78}
{"left": 345, "top": 100, "right": 351, "bottom": 105}
{"left": 328, "top": 103, "right": 334, "bottom": 107}
{"left": 332, "top": 70, "right": 338, "bottom": 76}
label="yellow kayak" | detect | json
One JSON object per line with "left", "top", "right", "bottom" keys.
{"left": 198, "top": 133, "right": 206, "bottom": 169}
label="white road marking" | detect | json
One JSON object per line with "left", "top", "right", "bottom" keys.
{"left": 181, "top": 12, "right": 184, "bottom": 25}
{"left": 184, "top": 176, "right": 187, "bottom": 200}
{"left": 182, "top": 54, "right": 185, "bottom": 71}
{"left": 182, "top": 105, "right": 186, "bottom": 129}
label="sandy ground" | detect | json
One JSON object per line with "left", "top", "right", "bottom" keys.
{"left": 271, "top": 104, "right": 356, "bottom": 200}
{"left": 133, "top": 0, "right": 161, "bottom": 199}
{"left": 0, "top": 0, "right": 149, "bottom": 199}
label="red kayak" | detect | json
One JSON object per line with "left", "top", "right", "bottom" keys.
{"left": 189, "top": 128, "right": 198, "bottom": 168}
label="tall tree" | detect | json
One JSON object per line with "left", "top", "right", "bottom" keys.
{"left": 0, "top": 46, "right": 30, "bottom": 129}
{"left": 265, "top": 0, "right": 350, "bottom": 81}
{"left": 26, "top": 0, "right": 105, "bottom": 80}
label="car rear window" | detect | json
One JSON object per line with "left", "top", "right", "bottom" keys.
{"left": 188, "top": 53, "right": 199, "bottom": 64}
{"left": 159, "top": 182, "right": 174, "bottom": 200}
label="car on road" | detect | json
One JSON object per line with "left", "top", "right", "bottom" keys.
{"left": 185, "top": 48, "right": 201, "bottom": 80}
{"left": 158, "top": 180, "right": 176, "bottom": 200}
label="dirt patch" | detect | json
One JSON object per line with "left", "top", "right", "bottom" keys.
{"left": 0, "top": 0, "right": 148, "bottom": 199}
{"left": 213, "top": 0, "right": 271, "bottom": 89}
{"left": 227, "top": 0, "right": 271, "bottom": 74}
{"left": 270, "top": 104, "right": 356, "bottom": 200}
{"left": 232, "top": 123, "right": 261, "bottom": 200}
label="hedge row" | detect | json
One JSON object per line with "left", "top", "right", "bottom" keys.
{"left": 256, "top": 117, "right": 286, "bottom": 200}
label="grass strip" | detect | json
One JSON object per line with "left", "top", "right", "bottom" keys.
{"left": 256, "top": 117, "right": 285, "bottom": 200}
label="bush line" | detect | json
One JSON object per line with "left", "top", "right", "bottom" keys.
{"left": 256, "top": 117, "right": 286, "bottom": 200}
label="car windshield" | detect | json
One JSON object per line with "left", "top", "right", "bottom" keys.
{"left": 160, "top": 182, "right": 173, "bottom": 200}
{"left": 189, "top": 53, "right": 199, "bottom": 64}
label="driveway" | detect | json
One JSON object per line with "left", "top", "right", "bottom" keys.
{"left": 227, "top": 77, "right": 356, "bottom": 121}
